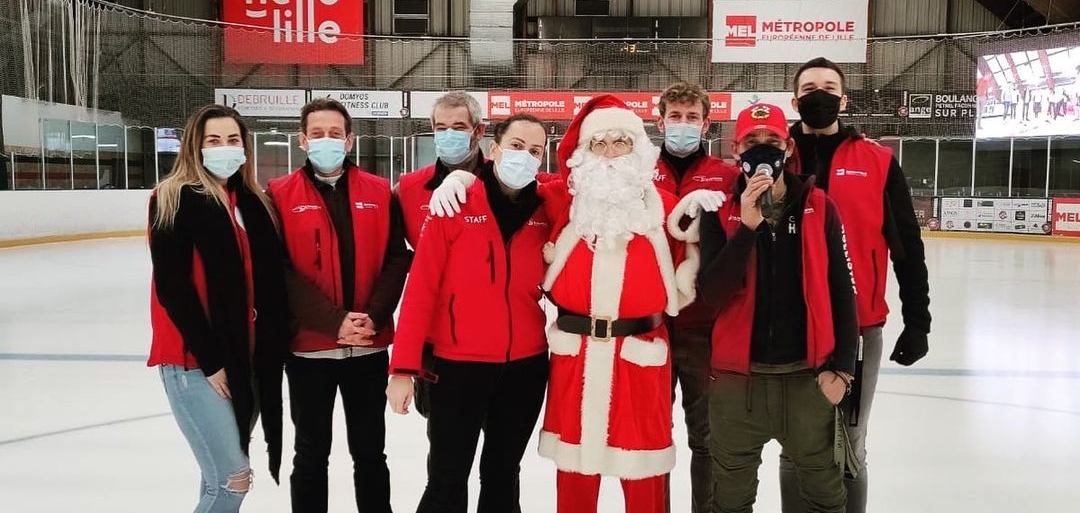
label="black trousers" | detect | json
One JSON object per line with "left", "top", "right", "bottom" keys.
{"left": 286, "top": 352, "right": 392, "bottom": 513}
{"left": 416, "top": 353, "right": 549, "bottom": 513}
{"left": 669, "top": 325, "right": 713, "bottom": 513}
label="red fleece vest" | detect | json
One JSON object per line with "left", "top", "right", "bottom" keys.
{"left": 709, "top": 188, "right": 835, "bottom": 373}
{"left": 820, "top": 139, "right": 892, "bottom": 328}
{"left": 269, "top": 168, "right": 393, "bottom": 351}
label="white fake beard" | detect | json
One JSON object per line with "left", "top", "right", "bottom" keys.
{"left": 567, "top": 147, "right": 660, "bottom": 250}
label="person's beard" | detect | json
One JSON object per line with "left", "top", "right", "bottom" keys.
{"left": 567, "top": 147, "right": 660, "bottom": 250}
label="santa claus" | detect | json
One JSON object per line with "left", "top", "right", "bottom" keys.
{"left": 538, "top": 95, "right": 696, "bottom": 513}
{"left": 427, "top": 95, "right": 699, "bottom": 513}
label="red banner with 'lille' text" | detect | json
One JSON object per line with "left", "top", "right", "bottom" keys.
{"left": 223, "top": 0, "right": 364, "bottom": 65}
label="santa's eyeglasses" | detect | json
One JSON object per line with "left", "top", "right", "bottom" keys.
{"left": 588, "top": 138, "right": 633, "bottom": 156}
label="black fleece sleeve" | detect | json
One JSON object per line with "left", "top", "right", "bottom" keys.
{"left": 696, "top": 210, "right": 758, "bottom": 309}
{"left": 824, "top": 199, "right": 859, "bottom": 375}
{"left": 366, "top": 194, "right": 414, "bottom": 330}
{"left": 883, "top": 157, "right": 932, "bottom": 334}
{"left": 148, "top": 198, "right": 225, "bottom": 375}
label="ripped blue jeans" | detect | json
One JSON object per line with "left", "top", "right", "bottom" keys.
{"left": 160, "top": 365, "right": 253, "bottom": 513}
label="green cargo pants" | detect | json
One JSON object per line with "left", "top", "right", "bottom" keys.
{"left": 708, "top": 367, "right": 846, "bottom": 513}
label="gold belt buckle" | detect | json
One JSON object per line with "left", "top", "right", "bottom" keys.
{"left": 590, "top": 315, "right": 614, "bottom": 342}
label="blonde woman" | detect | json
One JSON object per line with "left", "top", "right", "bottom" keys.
{"left": 148, "top": 104, "right": 293, "bottom": 513}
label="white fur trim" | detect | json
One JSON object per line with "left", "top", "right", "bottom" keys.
{"left": 578, "top": 107, "right": 646, "bottom": 146}
{"left": 538, "top": 431, "right": 676, "bottom": 479}
{"left": 666, "top": 197, "right": 701, "bottom": 243}
{"left": 542, "top": 224, "right": 582, "bottom": 292}
{"left": 576, "top": 237, "right": 627, "bottom": 475}
{"left": 675, "top": 242, "right": 700, "bottom": 309}
{"left": 547, "top": 324, "right": 582, "bottom": 357}
{"left": 619, "top": 336, "right": 669, "bottom": 367}
{"left": 542, "top": 241, "right": 556, "bottom": 265}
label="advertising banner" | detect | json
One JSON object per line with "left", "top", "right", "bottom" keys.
{"left": 711, "top": 0, "right": 869, "bottom": 63}
{"left": 311, "top": 90, "right": 406, "bottom": 118}
{"left": 489, "top": 92, "right": 575, "bottom": 119}
{"left": 1051, "top": 198, "right": 1080, "bottom": 237}
{"left": 939, "top": 197, "right": 1051, "bottom": 235}
{"left": 222, "top": 0, "right": 364, "bottom": 65}
{"left": 899, "top": 91, "right": 978, "bottom": 120}
{"left": 407, "top": 91, "right": 490, "bottom": 120}
{"left": 709, "top": 93, "right": 733, "bottom": 121}
{"left": 911, "top": 196, "right": 937, "bottom": 229}
{"left": 215, "top": 88, "right": 307, "bottom": 118}
{"left": 570, "top": 92, "right": 661, "bottom": 119}
{"left": 488, "top": 91, "right": 670, "bottom": 120}
{"left": 842, "top": 89, "right": 906, "bottom": 119}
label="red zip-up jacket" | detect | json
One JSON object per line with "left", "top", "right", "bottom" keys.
{"left": 268, "top": 166, "right": 394, "bottom": 351}
{"left": 397, "top": 158, "right": 558, "bottom": 248}
{"left": 390, "top": 180, "right": 551, "bottom": 377}
{"left": 398, "top": 164, "right": 441, "bottom": 248}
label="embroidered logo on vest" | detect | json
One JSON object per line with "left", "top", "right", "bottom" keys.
{"left": 464, "top": 215, "right": 489, "bottom": 224}
{"left": 835, "top": 167, "right": 868, "bottom": 177}
{"left": 693, "top": 176, "right": 725, "bottom": 183}
{"left": 291, "top": 204, "right": 322, "bottom": 213}
{"left": 354, "top": 201, "right": 379, "bottom": 210}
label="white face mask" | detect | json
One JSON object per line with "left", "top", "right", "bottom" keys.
{"left": 495, "top": 148, "right": 542, "bottom": 189}
{"left": 201, "top": 146, "right": 246, "bottom": 179}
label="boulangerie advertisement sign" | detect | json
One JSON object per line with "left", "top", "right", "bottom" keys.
{"left": 711, "top": 0, "right": 869, "bottom": 63}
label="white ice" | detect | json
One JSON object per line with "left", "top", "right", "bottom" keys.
{"left": 1, "top": 235, "right": 1078, "bottom": 512}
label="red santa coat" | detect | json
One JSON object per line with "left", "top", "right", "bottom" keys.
{"left": 538, "top": 184, "right": 689, "bottom": 480}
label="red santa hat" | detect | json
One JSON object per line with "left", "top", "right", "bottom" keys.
{"left": 556, "top": 94, "right": 647, "bottom": 177}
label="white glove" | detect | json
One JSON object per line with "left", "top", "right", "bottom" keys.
{"left": 428, "top": 170, "right": 477, "bottom": 218}
{"left": 683, "top": 189, "right": 727, "bottom": 218}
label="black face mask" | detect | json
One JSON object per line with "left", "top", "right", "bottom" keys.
{"left": 738, "top": 144, "right": 786, "bottom": 181}
{"left": 797, "top": 89, "right": 842, "bottom": 129}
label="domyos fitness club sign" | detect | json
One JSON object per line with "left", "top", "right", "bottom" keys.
{"left": 711, "top": 0, "right": 868, "bottom": 63}
{"left": 223, "top": 0, "right": 364, "bottom": 65}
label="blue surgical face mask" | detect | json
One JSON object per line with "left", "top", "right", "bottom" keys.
{"left": 306, "top": 137, "right": 347, "bottom": 175}
{"left": 434, "top": 128, "right": 474, "bottom": 165}
{"left": 495, "top": 148, "right": 542, "bottom": 190}
{"left": 664, "top": 122, "right": 703, "bottom": 156}
{"left": 201, "top": 145, "right": 246, "bottom": 179}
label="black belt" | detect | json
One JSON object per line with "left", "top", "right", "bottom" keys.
{"left": 556, "top": 310, "right": 664, "bottom": 341}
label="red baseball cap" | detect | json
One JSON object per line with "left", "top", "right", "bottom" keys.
{"left": 733, "top": 103, "right": 789, "bottom": 143}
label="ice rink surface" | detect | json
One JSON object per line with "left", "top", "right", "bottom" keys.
{"left": 1, "top": 235, "right": 1078, "bottom": 512}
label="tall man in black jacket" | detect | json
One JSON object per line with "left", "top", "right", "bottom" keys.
{"left": 780, "top": 57, "right": 932, "bottom": 513}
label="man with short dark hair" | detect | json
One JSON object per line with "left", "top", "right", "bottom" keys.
{"left": 268, "top": 97, "right": 412, "bottom": 513}
{"left": 782, "top": 57, "right": 932, "bottom": 513}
